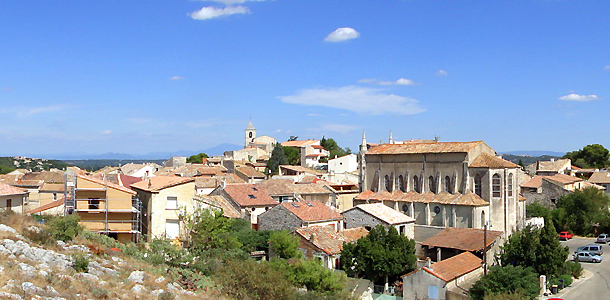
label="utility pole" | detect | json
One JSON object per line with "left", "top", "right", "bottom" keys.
{"left": 483, "top": 222, "right": 487, "bottom": 275}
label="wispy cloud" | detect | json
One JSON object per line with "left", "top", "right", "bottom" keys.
{"left": 359, "top": 78, "right": 418, "bottom": 86}
{"left": 1, "top": 87, "right": 11, "bottom": 91}
{"left": 279, "top": 86, "right": 426, "bottom": 115}
{"left": 320, "top": 123, "right": 359, "bottom": 134}
{"left": 604, "top": 65, "right": 610, "bottom": 70}
{"left": 558, "top": 93, "right": 600, "bottom": 102}
{"left": 436, "top": 70, "right": 448, "bottom": 76}
{"left": 190, "top": 5, "right": 250, "bottom": 20}
{"left": 206, "top": 0, "right": 266, "bottom": 4}
{"left": 18, "top": 105, "right": 68, "bottom": 117}
{"left": 170, "top": 76, "right": 185, "bottom": 80}
{"left": 101, "top": 130, "right": 112, "bottom": 135}
{"left": 324, "top": 27, "right": 360, "bottom": 42}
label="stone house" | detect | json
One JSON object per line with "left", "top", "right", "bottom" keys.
{"left": 209, "top": 183, "right": 278, "bottom": 228}
{"left": 281, "top": 139, "right": 328, "bottom": 168}
{"left": 195, "top": 173, "right": 244, "bottom": 195}
{"left": 525, "top": 158, "right": 572, "bottom": 176}
{"left": 587, "top": 172, "right": 610, "bottom": 196}
{"left": 342, "top": 203, "right": 415, "bottom": 238}
{"left": 0, "top": 182, "right": 28, "bottom": 214}
{"left": 294, "top": 226, "right": 368, "bottom": 269}
{"left": 235, "top": 165, "right": 266, "bottom": 183}
{"left": 520, "top": 173, "right": 603, "bottom": 206}
{"left": 255, "top": 179, "right": 337, "bottom": 206}
{"left": 419, "top": 227, "right": 503, "bottom": 264}
{"left": 402, "top": 251, "right": 483, "bottom": 300}
{"left": 258, "top": 200, "right": 342, "bottom": 231}
{"left": 356, "top": 133, "right": 525, "bottom": 239}
{"left": 131, "top": 176, "right": 196, "bottom": 240}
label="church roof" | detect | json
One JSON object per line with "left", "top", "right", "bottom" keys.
{"left": 246, "top": 121, "right": 255, "bottom": 129}
{"left": 469, "top": 153, "right": 519, "bottom": 169}
{"left": 367, "top": 141, "right": 484, "bottom": 155}
{"left": 354, "top": 190, "right": 489, "bottom": 206}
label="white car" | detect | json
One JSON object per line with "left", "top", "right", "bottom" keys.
{"left": 574, "top": 251, "right": 603, "bottom": 263}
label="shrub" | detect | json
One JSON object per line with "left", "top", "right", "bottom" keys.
{"left": 565, "top": 260, "right": 583, "bottom": 279}
{"left": 49, "top": 215, "right": 83, "bottom": 242}
{"left": 90, "top": 287, "right": 109, "bottom": 299}
{"left": 215, "top": 259, "right": 296, "bottom": 299}
{"left": 560, "top": 274, "right": 573, "bottom": 287}
{"left": 72, "top": 253, "right": 90, "bottom": 272}
{"left": 23, "top": 227, "right": 54, "bottom": 246}
{"left": 158, "top": 292, "right": 175, "bottom": 300}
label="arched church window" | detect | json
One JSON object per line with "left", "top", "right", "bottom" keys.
{"left": 429, "top": 176, "right": 436, "bottom": 193}
{"left": 508, "top": 173, "right": 514, "bottom": 197}
{"left": 413, "top": 176, "right": 420, "bottom": 193}
{"left": 492, "top": 174, "right": 501, "bottom": 197}
{"left": 444, "top": 176, "right": 451, "bottom": 193}
{"left": 398, "top": 175, "right": 405, "bottom": 192}
{"left": 385, "top": 175, "right": 391, "bottom": 192}
{"left": 474, "top": 174, "right": 482, "bottom": 197}
{"left": 249, "top": 132, "right": 253, "bottom": 138}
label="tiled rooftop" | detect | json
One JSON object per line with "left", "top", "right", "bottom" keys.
{"left": 130, "top": 176, "right": 193, "bottom": 192}
{"left": 354, "top": 190, "right": 489, "bottom": 206}
{"left": 421, "top": 227, "right": 503, "bottom": 252}
{"left": 223, "top": 184, "right": 278, "bottom": 207}
{"left": 469, "top": 153, "right": 519, "bottom": 169}
{"left": 282, "top": 200, "right": 341, "bottom": 222}
{"left": 421, "top": 252, "right": 482, "bottom": 282}
{"left": 345, "top": 203, "right": 415, "bottom": 225}
{"left": 367, "top": 141, "right": 484, "bottom": 155}
{"left": 0, "top": 182, "right": 27, "bottom": 196}
{"left": 295, "top": 226, "right": 368, "bottom": 255}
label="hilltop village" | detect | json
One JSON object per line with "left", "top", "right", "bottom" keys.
{"left": 1, "top": 122, "right": 610, "bottom": 300}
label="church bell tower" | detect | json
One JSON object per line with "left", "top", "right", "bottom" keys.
{"left": 245, "top": 121, "right": 256, "bottom": 148}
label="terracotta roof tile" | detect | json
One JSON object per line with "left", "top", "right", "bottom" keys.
{"left": 26, "top": 198, "right": 64, "bottom": 214}
{"left": 282, "top": 200, "right": 341, "bottom": 222}
{"left": 354, "top": 191, "right": 489, "bottom": 206}
{"left": 586, "top": 172, "right": 610, "bottom": 184}
{"left": 345, "top": 203, "right": 414, "bottom": 224}
{"left": 195, "top": 195, "right": 241, "bottom": 218}
{"left": 40, "top": 183, "right": 65, "bottom": 193}
{"left": 279, "top": 165, "right": 324, "bottom": 176}
{"left": 421, "top": 252, "right": 482, "bottom": 282}
{"left": 236, "top": 166, "right": 266, "bottom": 178}
{"left": 22, "top": 171, "right": 65, "bottom": 183}
{"left": 223, "top": 184, "right": 278, "bottom": 207}
{"left": 295, "top": 226, "right": 368, "bottom": 255}
{"left": 281, "top": 140, "right": 320, "bottom": 147}
{"left": 0, "top": 182, "right": 28, "bottom": 196}
{"left": 470, "top": 153, "right": 519, "bottom": 168}
{"left": 256, "top": 180, "right": 333, "bottom": 196}
{"left": 367, "top": 141, "right": 484, "bottom": 155}
{"left": 130, "top": 176, "right": 193, "bottom": 193}
{"left": 77, "top": 174, "right": 137, "bottom": 195}
{"left": 420, "top": 227, "right": 503, "bottom": 252}
{"left": 195, "top": 174, "right": 245, "bottom": 189}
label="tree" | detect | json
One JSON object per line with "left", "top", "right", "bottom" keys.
{"left": 525, "top": 202, "right": 551, "bottom": 219}
{"left": 215, "top": 259, "right": 297, "bottom": 300}
{"left": 469, "top": 265, "right": 539, "bottom": 300}
{"left": 272, "top": 258, "right": 347, "bottom": 294}
{"left": 341, "top": 225, "right": 416, "bottom": 285}
{"left": 518, "top": 159, "right": 525, "bottom": 169}
{"left": 186, "top": 152, "right": 209, "bottom": 163}
{"left": 266, "top": 143, "right": 287, "bottom": 176}
{"left": 180, "top": 207, "right": 241, "bottom": 253}
{"left": 564, "top": 144, "right": 610, "bottom": 169}
{"left": 554, "top": 187, "right": 610, "bottom": 235}
{"left": 269, "top": 230, "right": 301, "bottom": 259}
{"left": 284, "top": 146, "right": 301, "bottom": 165}
{"left": 320, "top": 136, "right": 351, "bottom": 161}
{"left": 498, "top": 221, "right": 568, "bottom": 278}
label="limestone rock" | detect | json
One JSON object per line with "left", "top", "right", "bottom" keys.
{"left": 0, "top": 292, "right": 22, "bottom": 300}
{"left": 74, "top": 272, "right": 100, "bottom": 282}
{"left": 0, "top": 224, "right": 17, "bottom": 234}
{"left": 127, "top": 271, "right": 148, "bottom": 284}
{"left": 131, "top": 284, "right": 146, "bottom": 295}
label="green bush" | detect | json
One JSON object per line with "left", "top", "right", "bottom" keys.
{"left": 72, "top": 253, "right": 90, "bottom": 272}
{"left": 559, "top": 274, "right": 573, "bottom": 287}
{"left": 565, "top": 261, "right": 583, "bottom": 279}
{"left": 24, "top": 227, "right": 55, "bottom": 246}
{"left": 90, "top": 287, "right": 109, "bottom": 299}
{"left": 79, "top": 230, "right": 143, "bottom": 258}
{"left": 49, "top": 215, "right": 83, "bottom": 242}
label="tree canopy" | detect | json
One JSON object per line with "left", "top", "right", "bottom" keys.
{"left": 320, "top": 136, "right": 351, "bottom": 161}
{"left": 341, "top": 225, "right": 416, "bottom": 285}
{"left": 553, "top": 187, "right": 610, "bottom": 235}
{"left": 266, "top": 143, "right": 287, "bottom": 176}
{"left": 563, "top": 144, "right": 610, "bottom": 168}
{"left": 469, "top": 265, "right": 540, "bottom": 300}
{"left": 186, "top": 152, "right": 209, "bottom": 163}
{"left": 269, "top": 230, "right": 301, "bottom": 259}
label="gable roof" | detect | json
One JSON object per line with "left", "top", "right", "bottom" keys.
{"left": 77, "top": 174, "right": 137, "bottom": 195}
{"left": 222, "top": 184, "right": 278, "bottom": 207}
{"left": 279, "top": 165, "right": 325, "bottom": 176}
{"left": 195, "top": 195, "right": 241, "bottom": 218}
{"left": 281, "top": 140, "right": 320, "bottom": 147}
{"left": 367, "top": 141, "right": 484, "bottom": 155}
{"left": 195, "top": 174, "right": 245, "bottom": 189}
{"left": 420, "top": 227, "right": 503, "bottom": 252}
{"left": 345, "top": 203, "right": 414, "bottom": 225}
{"left": 354, "top": 191, "right": 489, "bottom": 206}
{"left": 469, "top": 153, "right": 519, "bottom": 168}
{"left": 0, "top": 182, "right": 28, "bottom": 196}
{"left": 408, "top": 252, "right": 482, "bottom": 282}
{"left": 295, "top": 226, "right": 368, "bottom": 255}
{"left": 130, "top": 176, "right": 194, "bottom": 193}
{"left": 281, "top": 200, "right": 341, "bottom": 222}
{"left": 256, "top": 180, "right": 333, "bottom": 196}
{"left": 26, "top": 197, "right": 65, "bottom": 214}
{"left": 521, "top": 174, "right": 583, "bottom": 188}
{"left": 587, "top": 172, "right": 610, "bottom": 184}
{"left": 236, "top": 166, "right": 266, "bottom": 179}
{"left": 22, "top": 171, "right": 65, "bottom": 183}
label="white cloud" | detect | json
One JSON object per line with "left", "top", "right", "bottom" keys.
{"left": 101, "top": 130, "right": 112, "bottom": 135}
{"left": 436, "top": 70, "right": 448, "bottom": 76}
{"left": 190, "top": 5, "right": 250, "bottom": 20}
{"left": 324, "top": 27, "right": 360, "bottom": 42}
{"left": 321, "top": 123, "right": 359, "bottom": 134}
{"left": 278, "top": 86, "right": 426, "bottom": 115}
{"left": 18, "top": 105, "right": 68, "bottom": 117}
{"left": 558, "top": 93, "right": 600, "bottom": 102}
{"left": 359, "top": 78, "right": 418, "bottom": 86}
{"left": 605, "top": 65, "right": 610, "bottom": 70}
{"left": 170, "top": 76, "right": 185, "bottom": 80}
{"left": 207, "top": 0, "right": 266, "bottom": 4}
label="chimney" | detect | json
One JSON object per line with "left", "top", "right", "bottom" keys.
{"left": 309, "top": 233, "right": 318, "bottom": 244}
{"left": 148, "top": 179, "right": 152, "bottom": 189}
{"left": 425, "top": 257, "right": 432, "bottom": 268}
{"left": 551, "top": 158, "right": 555, "bottom": 163}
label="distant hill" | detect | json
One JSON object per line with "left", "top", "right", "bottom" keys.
{"left": 0, "top": 156, "right": 69, "bottom": 174}
{"left": 64, "top": 159, "right": 166, "bottom": 171}
{"left": 500, "top": 150, "right": 566, "bottom": 157}
{"left": 501, "top": 153, "right": 564, "bottom": 166}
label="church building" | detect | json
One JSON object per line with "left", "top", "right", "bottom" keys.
{"left": 355, "top": 132, "right": 525, "bottom": 237}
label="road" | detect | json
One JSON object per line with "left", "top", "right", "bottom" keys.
{"left": 553, "top": 237, "right": 610, "bottom": 299}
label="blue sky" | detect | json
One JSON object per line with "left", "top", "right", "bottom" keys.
{"left": 1, "top": 1, "right": 609, "bottom": 158}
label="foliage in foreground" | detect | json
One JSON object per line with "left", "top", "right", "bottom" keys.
{"left": 554, "top": 187, "right": 610, "bottom": 236}
{"left": 269, "top": 230, "right": 301, "bottom": 259}
{"left": 48, "top": 214, "right": 83, "bottom": 242}
{"left": 469, "top": 265, "right": 539, "bottom": 300}
{"left": 341, "top": 225, "right": 416, "bottom": 285}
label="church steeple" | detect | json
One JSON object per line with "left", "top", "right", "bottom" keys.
{"left": 245, "top": 121, "right": 256, "bottom": 148}
{"left": 359, "top": 130, "right": 368, "bottom": 192}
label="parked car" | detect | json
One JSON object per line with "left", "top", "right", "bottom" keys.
{"left": 574, "top": 251, "right": 603, "bottom": 263}
{"left": 559, "top": 231, "right": 573, "bottom": 240}
{"left": 597, "top": 234, "right": 609, "bottom": 243}
{"left": 576, "top": 244, "right": 603, "bottom": 256}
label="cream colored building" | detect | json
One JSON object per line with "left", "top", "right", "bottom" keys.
{"left": 131, "top": 176, "right": 196, "bottom": 240}
{"left": 356, "top": 132, "right": 525, "bottom": 238}
{"left": 0, "top": 182, "right": 28, "bottom": 214}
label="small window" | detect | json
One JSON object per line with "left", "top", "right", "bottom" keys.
{"left": 433, "top": 206, "right": 441, "bottom": 214}
{"left": 385, "top": 175, "right": 392, "bottom": 192}
{"left": 508, "top": 174, "right": 514, "bottom": 197}
{"left": 429, "top": 176, "right": 436, "bottom": 193}
{"left": 402, "top": 204, "right": 409, "bottom": 214}
{"left": 474, "top": 174, "right": 482, "bottom": 197}
{"left": 399, "top": 175, "right": 405, "bottom": 192}
{"left": 444, "top": 176, "right": 451, "bottom": 193}
{"left": 413, "top": 176, "right": 420, "bottom": 193}
{"left": 167, "top": 196, "right": 178, "bottom": 210}
{"left": 89, "top": 198, "right": 100, "bottom": 210}
{"left": 492, "top": 174, "right": 501, "bottom": 197}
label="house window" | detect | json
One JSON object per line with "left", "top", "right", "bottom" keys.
{"left": 167, "top": 196, "right": 178, "bottom": 210}
{"left": 165, "top": 219, "right": 180, "bottom": 239}
{"left": 445, "top": 176, "right": 451, "bottom": 193}
{"left": 399, "top": 225, "right": 405, "bottom": 235}
{"left": 429, "top": 176, "right": 436, "bottom": 193}
{"left": 481, "top": 211, "right": 486, "bottom": 228}
{"left": 6, "top": 199, "right": 11, "bottom": 208}
{"left": 474, "top": 174, "right": 482, "bottom": 197}
{"left": 398, "top": 175, "right": 405, "bottom": 192}
{"left": 508, "top": 174, "right": 514, "bottom": 197}
{"left": 492, "top": 174, "right": 501, "bottom": 197}
{"left": 385, "top": 175, "right": 392, "bottom": 192}
{"left": 89, "top": 198, "right": 100, "bottom": 210}
{"left": 413, "top": 176, "right": 420, "bottom": 193}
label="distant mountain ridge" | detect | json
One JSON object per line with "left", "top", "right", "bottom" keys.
{"left": 499, "top": 150, "right": 566, "bottom": 157}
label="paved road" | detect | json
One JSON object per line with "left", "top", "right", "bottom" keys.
{"left": 552, "top": 237, "right": 610, "bottom": 299}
